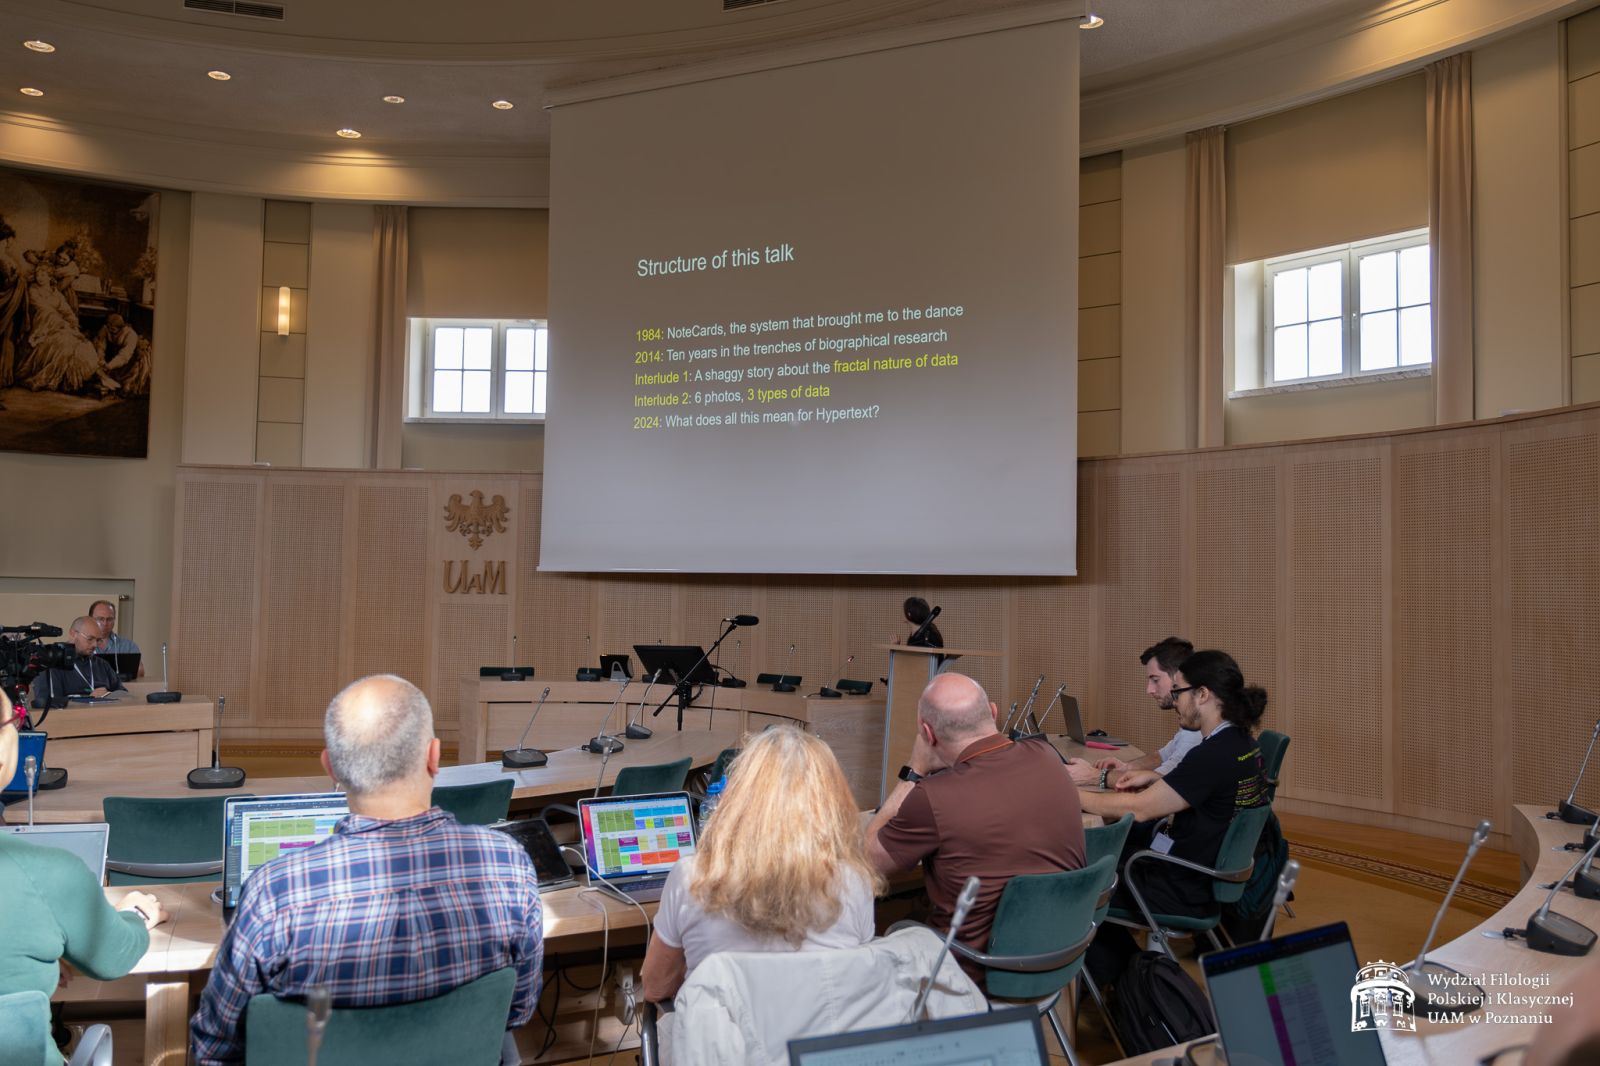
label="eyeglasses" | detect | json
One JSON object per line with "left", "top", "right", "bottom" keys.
{"left": 0, "top": 704, "right": 24, "bottom": 730}
{"left": 1169, "top": 685, "right": 1197, "bottom": 699}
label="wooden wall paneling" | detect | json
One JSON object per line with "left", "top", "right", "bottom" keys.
{"left": 840, "top": 580, "right": 920, "bottom": 694}
{"left": 259, "top": 480, "right": 346, "bottom": 730}
{"left": 351, "top": 480, "right": 431, "bottom": 685}
{"left": 1285, "top": 442, "right": 1389, "bottom": 811}
{"left": 1505, "top": 419, "right": 1600, "bottom": 813}
{"left": 171, "top": 473, "right": 262, "bottom": 733}
{"left": 1095, "top": 461, "right": 1184, "bottom": 754}
{"left": 763, "top": 578, "right": 838, "bottom": 690}
{"left": 517, "top": 477, "right": 597, "bottom": 678}
{"left": 674, "top": 576, "right": 758, "bottom": 682}
{"left": 1391, "top": 430, "right": 1495, "bottom": 830}
{"left": 595, "top": 577, "right": 676, "bottom": 666}
{"left": 1189, "top": 454, "right": 1281, "bottom": 735}
{"left": 921, "top": 581, "right": 1007, "bottom": 703}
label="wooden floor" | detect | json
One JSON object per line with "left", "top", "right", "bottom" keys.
{"left": 86, "top": 750, "right": 1517, "bottom": 1065}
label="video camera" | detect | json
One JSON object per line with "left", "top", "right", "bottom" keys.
{"left": 0, "top": 623, "right": 71, "bottom": 709}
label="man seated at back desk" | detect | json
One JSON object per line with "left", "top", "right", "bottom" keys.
{"left": 32, "top": 617, "right": 125, "bottom": 702}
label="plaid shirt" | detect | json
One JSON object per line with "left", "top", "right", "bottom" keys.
{"left": 191, "top": 807, "right": 543, "bottom": 1065}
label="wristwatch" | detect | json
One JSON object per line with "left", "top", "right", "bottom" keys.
{"left": 1099, "top": 767, "right": 1111, "bottom": 789}
{"left": 898, "top": 764, "right": 924, "bottom": 783}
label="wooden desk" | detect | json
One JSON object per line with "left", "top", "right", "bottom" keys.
{"left": 24, "top": 727, "right": 739, "bottom": 823}
{"left": 1110, "top": 804, "right": 1600, "bottom": 1065}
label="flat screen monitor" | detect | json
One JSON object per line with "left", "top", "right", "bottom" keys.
{"left": 634, "top": 645, "right": 718, "bottom": 686}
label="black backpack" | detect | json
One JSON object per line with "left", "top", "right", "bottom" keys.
{"left": 1111, "top": 951, "right": 1217, "bottom": 1055}
{"left": 1221, "top": 807, "right": 1290, "bottom": 943}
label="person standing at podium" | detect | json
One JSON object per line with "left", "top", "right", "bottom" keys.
{"left": 902, "top": 597, "right": 944, "bottom": 649}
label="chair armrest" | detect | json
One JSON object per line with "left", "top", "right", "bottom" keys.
{"left": 537, "top": 802, "right": 580, "bottom": 830}
{"left": 105, "top": 859, "right": 223, "bottom": 878}
{"left": 888, "top": 919, "right": 1097, "bottom": 973}
{"left": 1096, "top": 871, "right": 1117, "bottom": 912}
{"left": 639, "top": 1001, "right": 660, "bottom": 1066}
{"left": 1125, "top": 848, "right": 1253, "bottom": 885}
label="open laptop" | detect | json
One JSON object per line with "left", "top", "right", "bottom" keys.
{"left": 95, "top": 651, "right": 141, "bottom": 683}
{"left": 1, "top": 731, "right": 48, "bottom": 795}
{"left": 576, "top": 791, "right": 696, "bottom": 903}
{"left": 491, "top": 817, "right": 576, "bottom": 891}
{"left": 788, "top": 1005, "right": 1047, "bottom": 1065}
{"left": 1054, "top": 693, "right": 1127, "bottom": 747}
{"left": 220, "top": 792, "right": 348, "bottom": 917}
{"left": 1200, "top": 920, "right": 1387, "bottom": 1065}
{"left": 1, "top": 823, "right": 110, "bottom": 882}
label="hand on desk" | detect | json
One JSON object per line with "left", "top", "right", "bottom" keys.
{"left": 1115, "top": 770, "right": 1160, "bottom": 792}
{"left": 1065, "top": 758, "right": 1099, "bottom": 787}
{"left": 1095, "top": 757, "right": 1129, "bottom": 772}
{"left": 117, "top": 890, "right": 169, "bottom": 930}
{"left": 90, "top": 687, "right": 109, "bottom": 698}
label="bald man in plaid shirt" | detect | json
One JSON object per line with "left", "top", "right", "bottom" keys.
{"left": 191, "top": 676, "right": 544, "bottom": 1064}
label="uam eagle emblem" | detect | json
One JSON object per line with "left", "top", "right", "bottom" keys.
{"left": 443, "top": 490, "right": 509, "bottom": 550}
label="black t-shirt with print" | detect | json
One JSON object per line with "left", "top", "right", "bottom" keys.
{"left": 1153, "top": 724, "right": 1267, "bottom": 911}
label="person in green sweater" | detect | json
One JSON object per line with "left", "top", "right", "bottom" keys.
{"left": 0, "top": 689, "right": 168, "bottom": 1051}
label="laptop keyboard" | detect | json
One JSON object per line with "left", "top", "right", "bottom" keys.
{"left": 623, "top": 876, "right": 668, "bottom": 895}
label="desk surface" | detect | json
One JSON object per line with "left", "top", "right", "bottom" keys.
{"left": 24, "top": 726, "right": 740, "bottom": 823}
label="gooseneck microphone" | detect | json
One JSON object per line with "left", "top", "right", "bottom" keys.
{"left": 1259, "top": 859, "right": 1300, "bottom": 941}
{"left": 772, "top": 644, "right": 797, "bottom": 693}
{"left": 907, "top": 605, "right": 941, "bottom": 646}
{"left": 187, "top": 695, "right": 247, "bottom": 789}
{"left": 911, "top": 875, "right": 981, "bottom": 1021}
{"left": 1558, "top": 719, "right": 1600, "bottom": 824}
{"left": 1525, "top": 833, "right": 1600, "bottom": 955}
{"left": 723, "top": 615, "right": 760, "bottom": 627}
{"left": 577, "top": 634, "right": 600, "bottom": 681}
{"left": 586, "top": 680, "right": 628, "bottom": 755}
{"left": 306, "top": 986, "right": 331, "bottom": 1066}
{"left": 501, "top": 687, "right": 552, "bottom": 769}
{"left": 652, "top": 615, "right": 753, "bottom": 728}
{"left": 626, "top": 670, "right": 661, "bottom": 740}
{"left": 24, "top": 755, "right": 37, "bottom": 827}
{"left": 818, "top": 655, "right": 854, "bottom": 699}
{"left": 1015, "top": 674, "right": 1046, "bottom": 733}
{"left": 1404, "top": 820, "right": 1490, "bottom": 1008}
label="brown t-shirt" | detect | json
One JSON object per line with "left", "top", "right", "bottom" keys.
{"left": 876, "top": 734, "right": 1087, "bottom": 979}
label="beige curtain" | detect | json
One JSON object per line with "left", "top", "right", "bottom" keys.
{"left": 1186, "top": 127, "right": 1226, "bottom": 448}
{"left": 372, "top": 205, "right": 408, "bottom": 468}
{"left": 1426, "top": 54, "right": 1473, "bottom": 424}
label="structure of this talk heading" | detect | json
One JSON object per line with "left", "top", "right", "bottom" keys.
{"left": 637, "top": 244, "right": 795, "bottom": 277}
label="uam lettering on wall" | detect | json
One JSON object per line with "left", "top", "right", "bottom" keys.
{"left": 442, "top": 489, "right": 510, "bottom": 595}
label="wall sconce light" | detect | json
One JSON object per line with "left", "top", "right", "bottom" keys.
{"left": 276, "top": 286, "right": 291, "bottom": 336}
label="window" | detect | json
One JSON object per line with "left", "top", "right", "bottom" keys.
{"left": 411, "top": 319, "right": 547, "bottom": 421}
{"left": 1256, "top": 230, "right": 1431, "bottom": 389}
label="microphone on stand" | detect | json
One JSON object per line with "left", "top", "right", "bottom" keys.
{"left": 501, "top": 635, "right": 527, "bottom": 682}
{"left": 818, "top": 655, "right": 855, "bottom": 699}
{"left": 772, "top": 644, "right": 797, "bottom": 693}
{"left": 626, "top": 670, "right": 660, "bottom": 740}
{"left": 721, "top": 637, "right": 747, "bottom": 688}
{"left": 585, "top": 680, "right": 628, "bottom": 754}
{"left": 910, "top": 875, "right": 981, "bottom": 1021}
{"left": 907, "top": 605, "right": 942, "bottom": 646}
{"left": 24, "top": 755, "right": 37, "bottom": 827}
{"left": 577, "top": 634, "right": 600, "bottom": 681}
{"left": 1524, "top": 833, "right": 1600, "bottom": 955}
{"left": 592, "top": 731, "right": 620, "bottom": 797}
{"left": 1557, "top": 719, "right": 1600, "bottom": 824}
{"left": 187, "top": 695, "right": 247, "bottom": 789}
{"left": 1405, "top": 820, "right": 1490, "bottom": 1007}
{"left": 501, "top": 687, "right": 552, "bottom": 768}
{"left": 1000, "top": 700, "right": 1021, "bottom": 735}
{"left": 1034, "top": 683, "right": 1070, "bottom": 734}
{"left": 1010, "top": 675, "right": 1045, "bottom": 735}
{"left": 148, "top": 641, "right": 181, "bottom": 703}
{"left": 1258, "top": 859, "right": 1300, "bottom": 942}
{"left": 306, "top": 986, "right": 331, "bottom": 1066}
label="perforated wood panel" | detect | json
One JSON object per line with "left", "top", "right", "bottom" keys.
{"left": 1191, "top": 463, "right": 1279, "bottom": 731}
{"left": 174, "top": 478, "right": 259, "bottom": 724}
{"left": 1013, "top": 469, "right": 1099, "bottom": 721}
{"left": 841, "top": 581, "right": 922, "bottom": 693}
{"left": 1507, "top": 432, "right": 1600, "bottom": 810}
{"left": 260, "top": 483, "right": 346, "bottom": 725}
{"left": 1097, "top": 468, "right": 1182, "bottom": 755}
{"left": 353, "top": 484, "right": 430, "bottom": 682}
{"left": 763, "top": 580, "right": 838, "bottom": 688}
{"left": 1288, "top": 455, "right": 1384, "bottom": 803}
{"left": 920, "top": 582, "right": 1007, "bottom": 701}
{"left": 433, "top": 601, "right": 509, "bottom": 731}
{"left": 516, "top": 479, "right": 595, "bottom": 677}
{"left": 677, "top": 578, "right": 758, "bottom": 680}
{"left": 1394, "top": 443, "right": 1493, "bottom": 821}
{"left": 595, "top": 577, "right": 675, "bottom": 665}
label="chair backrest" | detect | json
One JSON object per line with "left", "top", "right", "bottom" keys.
{"left": 245, "top": 967, "right": 516, "bottom": 1066}
{"left": 707, "top": 747, "right": 740, "bottom": 785}
{"left": 432, "top": 779, "right": 514, "bottom": 825}
{"left": 1211, "top": 805, "right": 1274, "bottom": 905}
{"left": 1258, "top": 730, "right": 1290, "bottom": 799}
{"left": 985, "top": 854, "right": 1115, "bottom": 1001}
{"left": 0, "top": 990, "right": 54, "bottom": 1066}
{"left": 1084, "top": 812, "right": 1133, "bottom": 924}
{"left": 614, "top": 756, "right": 693, "bottom": 797}
{"left": 103, "top": 794, "right": 241, "bottom": 885}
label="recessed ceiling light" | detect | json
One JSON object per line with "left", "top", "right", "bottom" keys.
{"left": 19, "top": 87, "right": 43, "bottom": 97}
{"left": 491, "top": 99, "right": 514, "bottom": 110}
{"left": 207, "top": 70, "right": 231, "bottom": 81}
{"left": 1079, "top": 12, "right": 1104, "bottom": 29}
{"left": 382, "top": 95, "right": 405, "bottom": 104}
{"left": 336, "top": 128, "right": 362, "bottom": 139}
{"left": 22, "top": 40, "right": 55, "bottom": 53}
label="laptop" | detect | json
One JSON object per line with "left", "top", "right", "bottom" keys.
{"left": 788, "top": 1005, "right": 1047, "bottom": 1065}
{"left": 1, "top": 731, "right": 48, "bottom": 795}
{"left": 2, "top": 823, "right": 110, "bottom": 883}
{"left": 1055, "top": 693, "right": 1127, "bottom": 747}
{"left": 95, "top": 651, "right": 141, "bottom": 683}
{"left": 491, "top": 817, "right": 576, "bottom": 891}
{"left": 576, "top": 790, "right": 696, "bottom": 903}
{"left": 600, "top": 654, "right": 633, "bottom": 681}
{"left": 220, "top": 792, "right": 349, "bottom": 916}
{"left": 1200, "top": 921, "right": 1387, "bottom": 1066}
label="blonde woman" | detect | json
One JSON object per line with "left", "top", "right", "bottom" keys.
{"left": 640, "top": 726, "right": 883, "bottom": 1002}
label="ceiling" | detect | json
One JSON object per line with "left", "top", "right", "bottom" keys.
{"left": 0, "top": 0, "right": 1396, "bottom": 155}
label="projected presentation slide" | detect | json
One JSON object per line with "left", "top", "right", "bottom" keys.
{"left": 544, "top": 17, "right": 1080, "bottom": 576}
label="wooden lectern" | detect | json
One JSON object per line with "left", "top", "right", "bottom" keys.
{"left": 876, "top": 644, "right": 1000, "bottom": 805}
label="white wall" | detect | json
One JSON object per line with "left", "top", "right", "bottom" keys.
{"left": 304, "top": 203, "right": 376, "bottom": 468}
{"left": 181, "top": 193, "right": 263, "bottom": 465}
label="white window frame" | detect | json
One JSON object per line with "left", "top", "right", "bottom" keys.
{"left": 407, "top": 317, "right": 547, "bottom": 423}
{"left": 1258, "top": 228, "right": 1431, "bottom": 390}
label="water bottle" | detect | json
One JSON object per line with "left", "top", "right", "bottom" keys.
{"left": 699, "top": 775, "right": 727, "bottom": 835}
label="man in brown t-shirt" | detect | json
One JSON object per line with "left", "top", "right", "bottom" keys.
{"left": 867, "top": 673, "right": 1087, "bottom": 983}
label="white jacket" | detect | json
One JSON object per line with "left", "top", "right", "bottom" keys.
{"left": 658, "top": 926, "right": 989, "bottom": 1066}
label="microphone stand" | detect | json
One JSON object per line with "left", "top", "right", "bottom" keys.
{"left": 910, "top": 875, "right": 980, "bottom": 1021}
{"left": 1014, "top": 675, "right": 1045, "bottom": 734}
{"left": 652, "top": 620, "right": 742, "bottom": 730}
{"left": 585, "top": 680, "right": 629, "bottom": 755}
{"left": 626, "top": 671, "right": 659, "bottom": 740}
{"left": 1405, "top": 820, "right": 1491, "bottom": 1010}
{"left": 1525, "top": 834, "right": 1600, "bottom": 955}
{"left": 187, "top": 695, "right": 247, "bottom": 789}
{"left": 1557, "top": 719, "right": 1600, "bottom": 824}
{"left": 1259, "top": 859, "right": 1299, "bottom": 941}
{"left": 24, "top": 755, "right": 37, "bottom": 827}
{"left": 501, "top": 687, "right": 551, "bottom": 768}
{"left": 306, "top": 986, "right": 330, "bottom": 1066}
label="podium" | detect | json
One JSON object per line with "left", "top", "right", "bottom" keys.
{"left": 877, "top": 644, "right": 1000, "bottom": 805}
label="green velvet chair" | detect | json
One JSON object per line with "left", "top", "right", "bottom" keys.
{"left": 0, "top": 990, "right": 112, "bottom": 1066}
{"left": 103, "top": 794, "right": 244, "bottom": 885}
{"left": 1257, "top": 730, "right": 1291, "bottom": 801}
{"left": 538, "top": 755, "right": 695, "bottom": 835}
{"left": 892, "top": 854, "right": 1115, "bottom": 1066}
{"left": 1108, "top": 803, "right": 1274, "bottom": 959}
{"left": 246, "top": 967, "right": 516, "bottom": 1065}
{"left": 1080, "top": 812, "right": 1134, "bottom": 1056}
{"left": 432, "top": 778, "right": 514, "bottom": 825}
